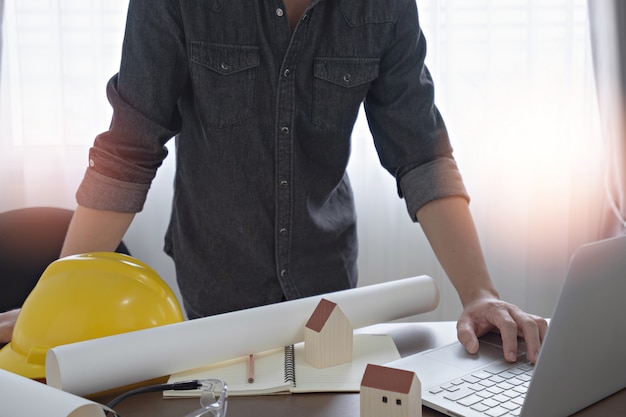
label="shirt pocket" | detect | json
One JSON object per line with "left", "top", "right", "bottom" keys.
{"left": 312, "top": 57, "right": 379, "bottom": 134}
{"left": 189, "top": 42, "right": 260, "bottom": 128}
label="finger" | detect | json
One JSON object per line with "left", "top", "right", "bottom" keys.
{"left": 484, "top": 304, "right": 519, "bottom": 362}
{"left": 512, "top": 313, "right": 548, "bottom": 364}
{"left": 0, "top": 309, "right": 20, "bottom": 344}
{"left": 0, "top": 321, "right": 14, "bottom": 344}
{"left": 456, "top": 317, "right": 480, "bottom": 354}
{"left": 510, "top": 311, "right": 540, "bottom": 363}
{"left": 538, "top": 316, "right": 549, "bottom": 340}
{"left": 496, "top": 317, "right": 519, "bottom": 362}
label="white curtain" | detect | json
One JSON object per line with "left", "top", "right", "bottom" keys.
{"left": 1, "top": 0, "right": 604, "bottom": 321}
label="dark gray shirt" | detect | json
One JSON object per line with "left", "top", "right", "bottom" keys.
{"left": 77, "top": 0, "right": 468, "bottom": 318}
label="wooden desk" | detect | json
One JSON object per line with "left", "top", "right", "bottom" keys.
{"left": 93, "top": 321, "right": 626, "bottom": 417}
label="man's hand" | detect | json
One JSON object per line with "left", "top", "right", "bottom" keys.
{"left": 0, "top": 309, "right": 20, "bottom": 344}
{"left": 457, "top": 295, "right": 548, "bottom": 364}
{"left": 415, "top": 197, "right": 548, "bottom": 364}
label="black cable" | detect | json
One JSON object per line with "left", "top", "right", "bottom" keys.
{"left": 105, "top": 380, "right": 201, "bottom": 414}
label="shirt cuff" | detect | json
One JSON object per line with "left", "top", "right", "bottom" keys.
{"left": 399, "top": 157, "right": 470, "bottom": 222}
{"left": 76, "top": 168, "right": 151, "bottom": 213}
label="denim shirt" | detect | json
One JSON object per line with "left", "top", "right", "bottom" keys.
{"left": 76, "top": 0, "right": 468, "bottom": 318}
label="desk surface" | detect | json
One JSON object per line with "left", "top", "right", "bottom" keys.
{"left": 94, "top": 321, "right": 626, "bottom": 417}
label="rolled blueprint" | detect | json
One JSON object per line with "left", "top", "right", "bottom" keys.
{"left": 47, "top": 275, "right": 439, "bottom": 396}
{"left": 0, "top": 369, "right": 108, "bottom": 416}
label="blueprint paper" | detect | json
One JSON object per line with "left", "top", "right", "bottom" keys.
{"left": 0, "top": 369, "right": 107, "bottom": 416}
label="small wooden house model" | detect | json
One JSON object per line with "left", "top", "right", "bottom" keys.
{"left": 360, "top": 363, "right": 422, "bottom": 417}
{"left": 304, "top": 298, "right": 353, "bottom": 368}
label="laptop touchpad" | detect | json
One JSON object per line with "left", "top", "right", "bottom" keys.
{"left": 423, "top": 341, "right": 504, "bottom": 371}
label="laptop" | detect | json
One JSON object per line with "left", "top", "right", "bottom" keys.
{"left": 386, "top": 235, "right": 626, "bottom": 417}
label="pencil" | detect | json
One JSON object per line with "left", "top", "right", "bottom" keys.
{"left": 247, "top": 354, "right": 255, "bottom": 383}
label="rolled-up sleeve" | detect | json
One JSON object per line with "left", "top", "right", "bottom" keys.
{"left": 364, "top": 0, "right": 469, "bottom": 222}
{"left": 399, "top": 158, "right": 469, "bottom": 221}
{"left": 77, "top": 167, "right": 152, "bottom": 213}
{"left": 75, "top": 0, "right": 187, "bottom": 213}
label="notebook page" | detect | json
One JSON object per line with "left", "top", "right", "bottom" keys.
{"left": 165, "top": 334, "right": 400, "bottom": 396}
{"left": 290, "top": 334, "right": 400, "bottom": 393}
{"left": 165, "top": 346, "right": 292, "bottom": 397}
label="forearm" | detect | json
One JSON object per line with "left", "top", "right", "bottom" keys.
{"left": 60, "top": 205, "right": 135, "bottom": 257}
{"left": 417, "top": 197, "right": 547, "bottom": 362}
{"left": 416, "top": 196, "right": 499, "bottom": 306}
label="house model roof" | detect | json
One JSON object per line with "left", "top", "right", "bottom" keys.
{"left": 361, "top": 364, "right": 416, "bottom": 394}
{"left": 305, "top": 298, "right": 338, "bottom": 332}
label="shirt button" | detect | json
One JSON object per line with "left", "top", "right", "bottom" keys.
{"left": 279, "top": 228, "right": 288, "bottom": 235}
{"left": 220, "top": 62, "right": 230, "bottom": 71}
{"left": 281, "top": 126, "right": 290, "bottom": 135}
{"left": 283, "top": 68, "right": 290, "bottom": 77}
{"left": 276, "top": 8, "right": 284, "bottom": 17}
{"left": 280, "top": 180, "right": 288, "bottom": 187}
{"left": 89, "top": 159, "right": 95, "bottom": 167}
{"left": 280, "top": 269, "right": 287, "bottom": 277}
{"left": 343, "top": 74, "right": 352, "bottom": 84}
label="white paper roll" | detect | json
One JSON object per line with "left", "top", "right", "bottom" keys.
{"left": 46, "top": 275, "right": 439, "bottom": 396}
{"left": 0, "top": 369, "right": 107, "bottom": 417}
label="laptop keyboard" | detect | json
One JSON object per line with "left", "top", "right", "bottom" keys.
{"left": 428, "top": 361, "right": 535, "bottom": 417}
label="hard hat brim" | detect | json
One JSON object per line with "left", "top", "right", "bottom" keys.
{"left": 0, "top": 342, "right": 45, "bottom": 380}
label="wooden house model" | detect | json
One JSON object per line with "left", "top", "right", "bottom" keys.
{"left": 303, "top": 298, "right": 353, "bottom": 368}
{"left": 360, "top": 363, "right": 422, "bottom": 417}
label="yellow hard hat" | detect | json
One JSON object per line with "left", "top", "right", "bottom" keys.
{"left": 0, "top": 252, "right": 184, "bottom": 380}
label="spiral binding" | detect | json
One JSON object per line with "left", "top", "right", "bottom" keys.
{"left": 283, "top": 345, "right": 296, "bottom": 385}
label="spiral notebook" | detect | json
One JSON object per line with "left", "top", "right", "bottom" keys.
{"left": 164, "top": 334, "right": 400, "bottom": 397}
